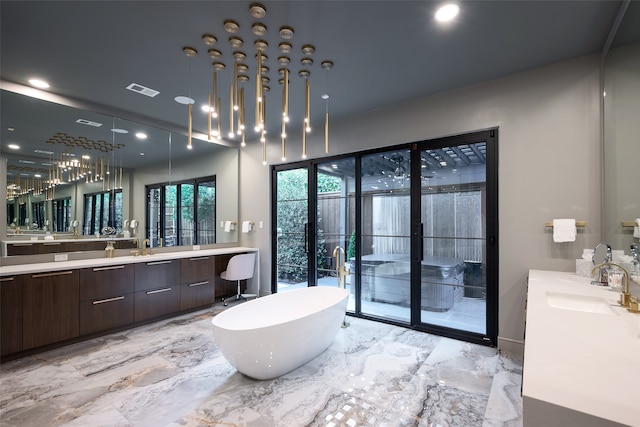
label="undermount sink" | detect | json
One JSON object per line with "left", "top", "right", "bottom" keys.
{"left": 546, "top": 292, "right": 618, "bottom": 315}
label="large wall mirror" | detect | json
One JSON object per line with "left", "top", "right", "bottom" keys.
{"left": 603, "top": 2, "right": 640, "bottom": 250}
{"left": 1, "top": 88, "right": 239, "bottom": 258}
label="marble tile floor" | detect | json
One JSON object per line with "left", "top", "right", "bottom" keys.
{"left": 0, "top": 302, "right": 522, "bottom": 427}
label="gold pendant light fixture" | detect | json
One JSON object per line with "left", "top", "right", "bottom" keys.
{"left": 178, "top": 2, "right": 333, "bottom": 163}
{"left": 321, "top": 60, "right": 333, "bottom": 154}
{"left": 6, "top": 130, "right": 126, "bottom": 204}
{"left": 175, "top": 47, "right": 197, "bottom": 150}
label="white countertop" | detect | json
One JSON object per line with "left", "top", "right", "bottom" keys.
{"left": 524, "top": 269, "right": 639, "bottom": 426}
{"left": 0, "top": 247, "right": 257, "bottom": 276}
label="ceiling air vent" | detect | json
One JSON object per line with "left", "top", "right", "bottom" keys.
{"left": 126, "top": 82, "right": 160, "bottom": 97}
{"left": 76, "top": 118, "right": 102, "bottom": 127}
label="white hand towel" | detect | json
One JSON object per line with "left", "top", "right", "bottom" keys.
{"left": 634, "top": 218, "right": 640, "bottom": 239}
{"left": 553, "top": 219, "right": 576, "bottom": 243}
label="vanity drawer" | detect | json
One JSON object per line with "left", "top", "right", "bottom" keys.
{"left": 38, "top": 242, "right": 65, "bottom": 254}
{"left": 79, "top": 294, "right": 134, "bottom": 335}
{"left": 79, "top": 264, "right": 134, "bottom": 301}
{"left": 22, "top": 270, "right": 79, "bottom": 350}
{"left": 134, "top": 286, "right": 181, "bottom": 322}
{"left": 6, "top": 243, "right": 38, "bottom": 256}
{"left": 66, "top": 241, "right": 106, "bottom": 252}
{"left": 134, "top": 259, "right": 180, "bottom": 292}
{"left": 180, "top": 280, "right": 215, "bottom": 310}
{"left": 180, "top": 256, "right": 215, "bottom": 284}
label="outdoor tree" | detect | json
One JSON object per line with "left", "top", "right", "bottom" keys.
{"left": 277, "top": 170, "right": 340, "bottom": 283}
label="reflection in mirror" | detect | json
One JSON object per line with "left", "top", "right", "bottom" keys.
{"left": 1, "top": 88, "right": 239, "bottom": 258}
{"left": 592, "top": 242, "right": 612, "bottom": 266}
{"left": 603, "top": 2, "right": 640, "bottom": 250}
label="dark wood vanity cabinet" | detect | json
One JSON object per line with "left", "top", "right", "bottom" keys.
{"left": 1, "top": 250, "right": 254, "bottom": 359}
{"left": 134, "top": 260, "right": 181, "bottom": 322}
{"left": 22, "top": 270, "right": 79, "bottom": 350}
{"left": 5, "top": 242, "right": 64, "bottom": 255}
{"left": 6, "top": 239, "right": 138, "bottom": 256}
{"left": 1, "top": 275, "right": 24, "bottom": 356}
{"left": 180, "top": 256, "right": 216, "bottom": 310}
{"left": 79, "top": 265, "right": 135, "bottom": 335}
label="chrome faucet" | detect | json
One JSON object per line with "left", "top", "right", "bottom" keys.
{"left": 591, "top": 262, "right": 631, "bottom": 308}
{"left": 631, "top": 243, "right": 639, "bottom": 271}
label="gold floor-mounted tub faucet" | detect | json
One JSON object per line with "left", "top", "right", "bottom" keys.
{"left": 333, "top": 245, "right": 351, "bottom": 328}
{"left": 333, "top": 245, "right": 350, "bottom": 289}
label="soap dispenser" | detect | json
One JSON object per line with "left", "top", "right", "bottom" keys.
{"left": 105, "top": 241, "right": 115, "bottom": 258}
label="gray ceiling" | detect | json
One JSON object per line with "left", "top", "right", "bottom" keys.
{"left": 1, "top": 0, "right": 638, "bottom": 171}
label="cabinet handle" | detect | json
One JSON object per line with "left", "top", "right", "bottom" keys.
{"left": 92, "top": 265, "right": 125, "bottom": 272}
{"left": 11, "top": 243, "right": 33, "bottom": 247}
{"left": 43, "top": 242, "right": 62, "bottom": 246}
{"left": 188, "top": 256, "right": 210, "bottom": 261}
{"left": 146, "top": 287, "right": 172, "bottom": 295}
{"left": 92, "top": 296, "right": 125, "bottom": 305}
{"left": 146, "top": 260, "right": 172, "bottom": 266}
{"left": 32, "top": 271, "right": 74, "bottom": 278}
{"left": 0, "top": 277, "right": 15, "bottom": 282}
{"left": 188, "top": 281, "right": 209, "bottom": 287}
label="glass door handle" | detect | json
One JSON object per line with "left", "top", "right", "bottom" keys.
{"left": 413, "top": 223, "right": 424, "bottom": 261}
{"left": 304, "top": 222, "right": 310, "bottom": 253}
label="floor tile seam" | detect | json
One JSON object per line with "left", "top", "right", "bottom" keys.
{"left": 412, "top": 364, "right": 497, "bottom": 400}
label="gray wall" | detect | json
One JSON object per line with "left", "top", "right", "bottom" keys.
{"left": 131, "top": 147, "right": 239, "bottom": 244}
{"left": 239, "top": 53, "right": 603, "bottom": 352}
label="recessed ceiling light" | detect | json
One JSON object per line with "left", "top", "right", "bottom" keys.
{"left": 8, "top": 144, "right": 20, "bottom": 150}
{"left": 82, "top": 155, "right": 91, "bottom": 159}
{"left": 135, "top": 132, "right": 147, "bottom": 140}
{"left": 7, "top": 127, "right": 15, "bottom": 132}
{"left": 435, "top": 3, "right": 459, "bottom": 22}
{"left": 139, "top": 152, "right": 145, "bottom": 156}
{"left": 19, "top": 160, "right": 36, "bottom": 164}
{"left": 111, "top": 128, "right": 128, "bottom": 134}
{"left": 28, "top": 78, "right": 50, "bottom": 89}
{"left": 175, "top": 96, "right": 195, "bottom": 105}
{"left": 34, "top": 174, "right": 42, "bottom": 178}
{"left": 34, "top": 149, "right": 54, "bottom": 155}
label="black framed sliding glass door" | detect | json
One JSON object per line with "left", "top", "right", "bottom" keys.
{"left": 271, "top": 129, "right": 498, "bottom": 345}
{"left": 412, "top": 130, "right": 498, "bottom": 344}
{"left": 273, "top": 166, "right": 311, "bottom": 292}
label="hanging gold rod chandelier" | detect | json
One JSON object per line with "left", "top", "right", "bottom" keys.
{"left": 176, "top": 2, "right": 334, "bottom": 164}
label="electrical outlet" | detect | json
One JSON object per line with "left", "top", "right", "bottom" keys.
{"left": 54, "top": 254, "right": 68, "bottom": 262}
{"left": 193, "top": 245, "right": 200, "bottom": 251}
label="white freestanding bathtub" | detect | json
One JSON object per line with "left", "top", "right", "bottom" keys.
{"left": 211, "top": 286, "right": 348, "bottom": 380}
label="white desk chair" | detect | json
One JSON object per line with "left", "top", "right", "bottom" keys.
{"left": 221, "top": 253, "right": 257, "bottom": 306}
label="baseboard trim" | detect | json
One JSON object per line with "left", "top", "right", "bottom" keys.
{"left": 498, "top": 336, "right": 524, "bottom": 355}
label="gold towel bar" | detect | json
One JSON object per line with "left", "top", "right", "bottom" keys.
{"left": 544, "top": 221, "right": 587, "bottom": 227}
{"left": 621, "top": 221, "right": 637, "bottom": 227}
